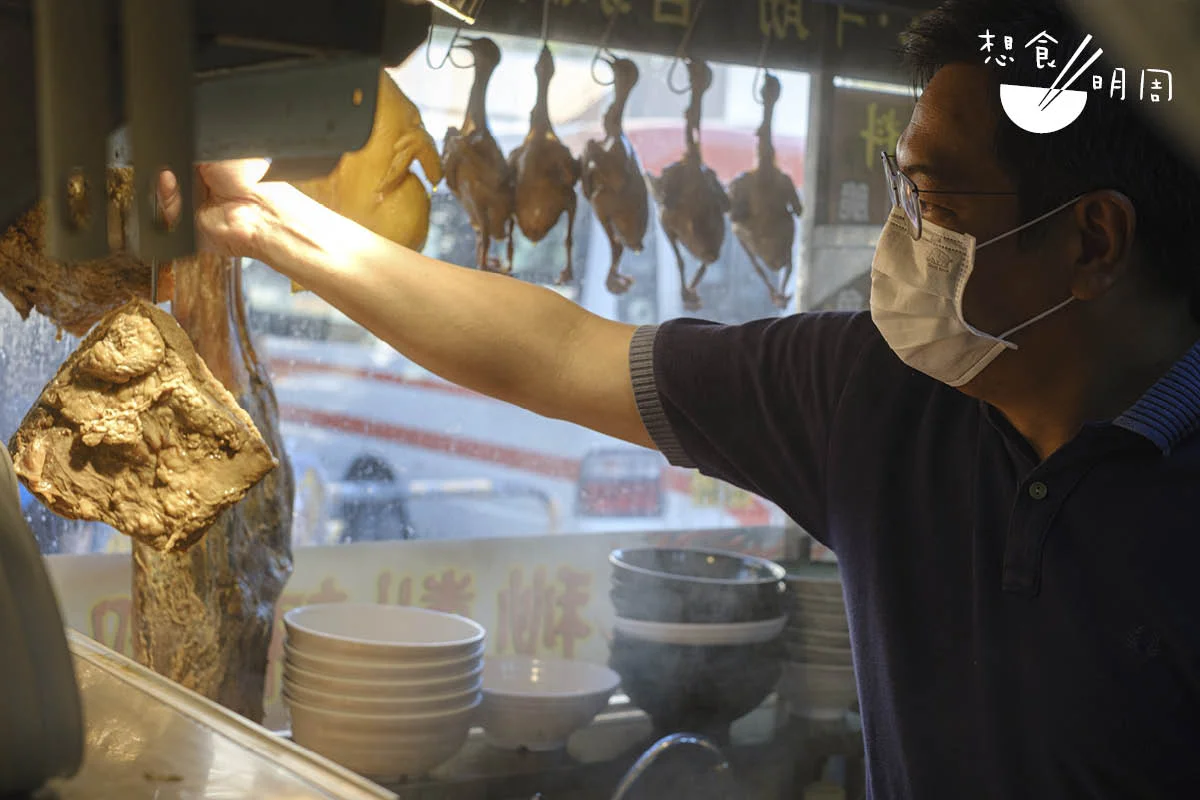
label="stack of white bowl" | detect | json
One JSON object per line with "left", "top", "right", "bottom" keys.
{"left": 480, "top": 655, "right": 620, "bottom": 751}
{"left": 282, "top": 603, "right": 485, "bottom": 783}
{"left": 778, "top": 565, "right": 857, "bottom": 721}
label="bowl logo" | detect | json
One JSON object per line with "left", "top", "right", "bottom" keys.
{"left": 981, "top": 30, "right": 1176, "bottom": 135}
{"left": 983, "top": 31, "right": 1105, "bottom": 134}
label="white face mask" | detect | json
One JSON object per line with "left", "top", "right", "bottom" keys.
{"left": 869, "top": 197, "right": 1081, "bottom": 387}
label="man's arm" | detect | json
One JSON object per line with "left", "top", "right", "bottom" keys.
{"left": 192, "top": 162, "right": 653, "bottom": 450}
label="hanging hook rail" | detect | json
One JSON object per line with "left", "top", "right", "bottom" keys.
{"left": 752, "top": 31, "right": 771, "bottom": 105}
{"left": 666, "top": 0, "right": 705, "bottom": 95}
{"left": 425, "top": 24, "right": 466, "bottom": 70}
{"left": 589, "top": 9, "right": 621, "bottom": 86}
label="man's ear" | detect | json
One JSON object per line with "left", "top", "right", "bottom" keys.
{"left": 1070, "top": 189, "right": 1136, "bottom": 301}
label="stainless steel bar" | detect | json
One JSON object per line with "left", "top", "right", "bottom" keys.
{"left": 123, "top": 0, "right": 197, "bottom": 263}
{"left": 32, "top": 0, "right": 113, "bottom": 262}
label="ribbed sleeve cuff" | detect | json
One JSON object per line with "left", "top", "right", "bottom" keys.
{"left": 629, "top": 324, "right": 696, "bottom": 469}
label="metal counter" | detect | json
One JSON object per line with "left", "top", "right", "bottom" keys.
{"left": 35, "top": 630, "right": 397, "bottom": 800}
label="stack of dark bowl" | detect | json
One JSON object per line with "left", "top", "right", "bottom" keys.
{"left": 607, "top": 547, "right": 788, "bottom": 741}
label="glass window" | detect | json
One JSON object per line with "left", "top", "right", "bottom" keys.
{"left": 2, "top": 34, "right": 810, "bottom": 555}
{"left": 240, "top": 35, "right": 809, "bottom": 549}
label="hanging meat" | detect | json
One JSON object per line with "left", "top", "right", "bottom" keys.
{"left": 647, "top": 59, "right": 729, "bottom": 312}
{"left": 442, "top": 37, "right": 516, "bottom": 272}
{"left": 729, "top": 73, "right": 803, "bottom": 309}
{"left": 291, "top": 71, "right": 443, "bottom": 291}
{"left": 581, "top": 56, "right": 649, "bottom": 295}
{"left": 0, "top": 167, "right": 174, "bottom": 336}
{"left": 9, "top": 283, "right": 278, "bottom": 553}
{"left": 132, "top": 254, "right": 294, "bottom": 723}
{"left": 508, "top": 45, "right": 582, "bottom": 285}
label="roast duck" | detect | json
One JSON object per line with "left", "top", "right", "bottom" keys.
{"left": 508, "top": 45, "right": 582, "bottom": 285}
{"left": 292, "top": 70, "right": 443, "bottom": 290}
{"left": 728, "top": 73, "right": 803, "bottom": 308}
{"left": 581, "top": 56, "right": 649, "bottom": 295}
{"left": 647, "top": 59, "right": 730, "bottom": 312}
{"left": 442, "top": 36, "right": 517, "bottom": 272}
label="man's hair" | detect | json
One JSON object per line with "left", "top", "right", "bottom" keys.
{"left": 900, "top": 0, "right": 1200, "bottom": 318}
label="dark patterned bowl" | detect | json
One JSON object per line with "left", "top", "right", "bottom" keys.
{"left": 608, "top": 632, "right": 783, "bottom": 740}
{"left": 609, "top": 548, "right": 787, "bottom": 624}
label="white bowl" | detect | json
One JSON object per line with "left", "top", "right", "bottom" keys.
{"left": 285, "top": 603, "right": 485, "bottom": 662}
{"left": 788, "top": 592, "right": 846, "bottom": 613}
{"left": 777, "top": 662, "right": 857, "bottom": 721}
{"left": 480, "top": 657, "right": 619, "bottom": 751}
{"left": 301, "top": 731, "right": 470, "bottom": 782}
{"left": 611, "top": 615, "right": 787, "bottom": 646}
{"left": 283, "top": 660, "right": 484, "bottom": 697}
{"left": 791, "top": 608, "right": 849, "bottom": 633}
{"left": 292, "top": 724, "right": 467, "bottom": 751}
{"left": 284, "top": 678, "right": 481, "bottom": 715}
{"left": 784, "top": 642, "right": 853, "bottom": 667}
{"left": 287, "top": 693, "right": 480, "bottom": 741}
{"left": 784, "top": 572, "right": 843, "bottom": 600}
{"left": 784, "top": 628, "right": 851, "bottom": 650}
{"left": 285, "top": 643, "right": 483, "bottom": 681}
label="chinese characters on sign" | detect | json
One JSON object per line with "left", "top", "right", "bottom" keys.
{"left": 978, "top": 29, "right": 1015, "bottom": 66}
{"left": 653, "top": 0, "right": 691, "bottom": 27}
{"left": 496, "top": 565, "right": 593, "bottom": 659}
{"left": 91, "top": 595, "right": 133, "bottom": 655}
{"left": 838, "top": 181, "right": 871, "bottom": 223}
{"left": 1026, "top": 31, "right": 1058, "bottom": 69}
{"left": 979, "top": 28, "right": 1175, "bottom": 104}
{"left": 1092, "top": 68, "right": 1173, "bottom": 102}
{"left": 690, "top": 474, "right": 755, "bottom": 512}
{"left": 860, "top": 102, "right": 903, "bottom": 170}
{"left": 760, "top": 0, "right": 810, "bottom": 41}
{"left": 824, "top": 87, "right": 914, "bottom": 225}
{"left": 375, "top": 568, "right": 477, "bottom": 617}
{"left": 600, "top": 0, "right": 632, "bottom": 17}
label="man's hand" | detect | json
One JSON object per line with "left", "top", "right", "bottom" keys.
{"left": 158, "top": 159, "right": 272, "bottom": 259}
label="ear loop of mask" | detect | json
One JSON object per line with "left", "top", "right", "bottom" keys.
{"left": 955, "top": 194, "right": 1085, "bottom": 349}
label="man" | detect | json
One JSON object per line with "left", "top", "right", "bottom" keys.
{"left": 189, "top": 0, "right": 1200, "bottom": 795}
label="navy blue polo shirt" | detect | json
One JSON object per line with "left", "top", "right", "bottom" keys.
{"left": 630, "top": 311, "right": 1200, "bottom": 800}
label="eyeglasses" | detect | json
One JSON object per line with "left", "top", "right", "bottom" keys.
{"left": 879, "top": 151, "right": 1019, "bottom": 240}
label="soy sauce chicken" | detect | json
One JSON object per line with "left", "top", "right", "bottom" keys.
{"left": 729, "top": 73, "right": 802, "bottom": 308}
{"left": 292, "top": 71, "right": 442, "bottom": 291}
{"left": 581, "top": 57, "right": 649, "bottom": 295}
{"left": 442, "top": 37, "right": 516, "bottom": 272}
{"left": 647, "top": 59, "right": 729, "bottom": 312}
{"left": 509, "top": 45, "right": 581, "bottom": 285}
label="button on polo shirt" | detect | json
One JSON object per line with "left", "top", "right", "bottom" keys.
{"left": 629, "top": 310, "right": 1200, "bottom": 800}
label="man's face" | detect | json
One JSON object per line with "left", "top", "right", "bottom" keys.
{"left": 895, "top": 63, "right": 1079, "bottom": 390}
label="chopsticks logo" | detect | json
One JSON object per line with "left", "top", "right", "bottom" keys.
{"left": 978, "top": 29, "right": 1174, "bottom": 134}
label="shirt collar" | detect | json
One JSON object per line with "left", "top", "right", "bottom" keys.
{"left": 1113, "top": 338, "right": 1200, "bottom": 455}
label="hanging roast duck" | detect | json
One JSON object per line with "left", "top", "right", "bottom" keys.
{"left": 509, "top": 45, "right": 582, "bottom": 285}
{"left": 442, "top": 37, "right": 517, "bottom": 272}
{"left": 581, "top": 56, "right": 649, "bottom": 295}
{"left": 647, "top": 59, "right": 729, "bottom": 312}
{"left": 729, "top": 73, "right": 803, "bottom": 308}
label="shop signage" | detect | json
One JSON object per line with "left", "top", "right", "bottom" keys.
{"left": 455, "top": 0, "right": 935, "bottom": 83}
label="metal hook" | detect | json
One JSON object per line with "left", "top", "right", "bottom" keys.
{"left": 666, "top": 0, "right": 705, "bottom": 95}
{"left": 425, "top": 24, "right": 463, "bottom": 70}
{"left": 590, "top": 10, "right": 620, "bottom": 86}
{"left": 541, "top": 0, "right": 552, "bottom": 45}
{"left": 591, "top": 49, "right": 616, "bottom": 86}
{"left": 752, "top": 34, "right": 770, "bottom": 105}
